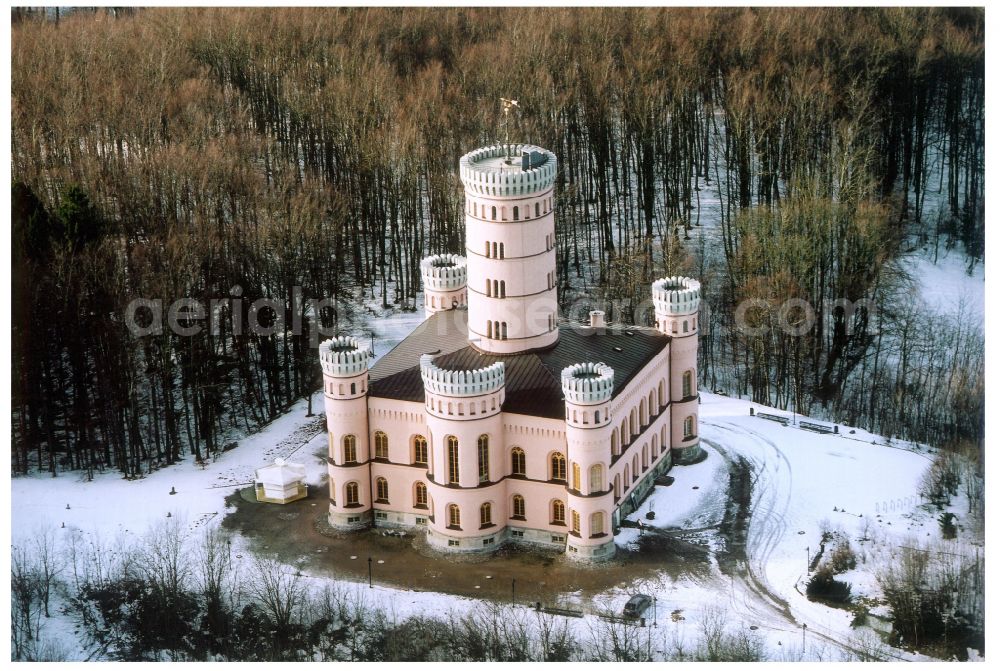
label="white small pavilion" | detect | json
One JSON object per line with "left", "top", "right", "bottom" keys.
{"left": 254, "top": 458, "right": 307, "bottom": 504}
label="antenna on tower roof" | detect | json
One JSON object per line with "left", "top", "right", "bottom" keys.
{"left": 500, "top": 97, "right": 519, "bottom": 163}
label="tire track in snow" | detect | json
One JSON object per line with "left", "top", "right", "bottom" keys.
{"left": 705, "top": 421, "right": 793, "bottom": 614}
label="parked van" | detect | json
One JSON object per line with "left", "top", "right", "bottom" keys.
{"left": 623, "top": 594, "right": 652, "bottom": 618}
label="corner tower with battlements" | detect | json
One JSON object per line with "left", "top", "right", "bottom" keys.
{"left": 653, "top": 276, "right": 703, "bottom": 464}
{"left": 319, "top": 132, "right": 702, "bottom": 562}
{"left": 420, "top": 253, "right": 467, "bottom": 318}
{"left": 320, "top": 336, "right": 374, "bottom": 529}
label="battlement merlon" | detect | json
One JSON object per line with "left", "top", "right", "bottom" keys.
{"left": 420, "top": 354, "right": 505, "bottom": 397}
{"left": 420, "top": 254, "right": 468, "bottom": 291}
{"left": 561, "top": 362, "right": 615, "bottom": 406}
{"left": 459, "top": 144, "right": 557, "bottom": 197}
{"left": 652, "top": 276, "right": 701, "bottom": 316}
{"left": 319, "top": 336, "right": 372, "bottom": 378}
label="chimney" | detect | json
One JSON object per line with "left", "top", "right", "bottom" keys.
{"left": 589, "top": 310, "right": 606, "bottom": 330}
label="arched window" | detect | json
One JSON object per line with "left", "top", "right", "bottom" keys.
{"left": 640, "top": 398, "right": 648, "bottom": 427}
{"left": 683, "top": 371, "right": 693, "bottom": 398}
{"left": 343, "top": 435, "right": 357, "bottom": 463}
{"left": 630, "top": 409, "right": 638, "bottom": 436}
{"left": 447, "top": 504, "right": 461, "bottom": 528}
{"left": 491, "top": 206, "right": 497, "bottom": 220}
{"left": 619, "top": 421, "right": 628, "bottom": 450}
{"left": 535, "top": 202, "right": 540, "bottom": 217}
{"left": 486, "top": 279, "right": 492, "bottom": 297}
{"left": 480, "top": 502, "right": 492, "bottom": 527}
{"left": 572, "top": 462, "right": 581, "bottom": 490}
{"left": 611, "top": 431, "right": 619, "bottom": 456}
{"left": 415, "top": 481, "right": 428, "bottom": 507}
{"left": 413, "top": 435, "right": 428, "bottom": 465}
{"left": 374, "top": 431, "right": 388, "bottom": 459}
{"left": 487, "top": 321, "right": 493, "bottom": 339}
{"left": 499, "top": 281, "right": 506, "bottom": 298}
{"left": 499, "top": 243, "right": 505, "bottom": 259}
{"left": 512, "top": 494, "right": 525, "bottom": 519}
{"left": 642, "top": 444, "right": 649, "bottom": 469}
{"left": 447, "top": 436, "right": 460, "bottom": 484}
{"left": 477, "top": 434, "right": 490, "bottom": 483}
{"left": 649, "top": 390, "right": 656, "bottom": 417}
{"left": 684, "top": 415, "right": 696, "bottom": 439}
{"left": 632, "top": 455, "right": 639, "bottom": 480}
{"left": 501, "top": 206, "right": 507, "bottom": 221}
{"left": 375, "top": 477, "right": 389, "bottom": 502}
{"left": 659, "top": 379, "right": 666, "bottom": 408}
{"left": 683, "top": 320, "right": 689, "bottom": 333}
{"left": 511, "top": 448, "right": 526, "bottom": 476}
{"left": 590, "top": 511, "right": 605, "bottom": 537}
{"left": 551, "top": 500, "right": 565, "bottom": 524}
{"left": 501, "top": 322, "right": 508, "bottom": 340}
{"left": 513, "top": 205, "right": 519, "bottom": 220}
{"left": 651, "top": 434, "right": 658, "bottom": 457}
{"left": 484, "top": 240, "right": 490, "bottom": 257}
{"left": 550, "top": 453, "right": 567, "bottom": 481}
{"left": 589, "top": 464, "right": 603, "bottom": 493}
{"left": 493, "top": 279, "right": 499, "bottom": 297}
{"left": 613, "top": 474, "right": 621, "bottom": 500}
{"left": 345, "top": 481, "right": 359, "bottom": 506}
{"left": 571, "top": 510, "right": 581, "bottom": 534}
{"left": 623, "top": 464, "right": 630, "bottom": 488}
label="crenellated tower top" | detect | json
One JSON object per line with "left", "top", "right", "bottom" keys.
{"left": 420, "top": 254, "right": 468, "bottom": 291}
{"left": 460, "top": 144, "right": 557, "bottom": 198}
{"left": 319, "top": 336, "right": 372, "bottom": 378}
{"left": 561, "top": 362, "right": 615, "bottom": 406}
{"left": 419, "top": 354, "right": 505, "bottom": 398}
{"left": 652, "top": 276, "right": 701, "bottom": 316}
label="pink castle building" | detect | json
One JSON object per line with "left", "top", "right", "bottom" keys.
{"left": 320, "top": 142, "right": 702, "bottom": 561}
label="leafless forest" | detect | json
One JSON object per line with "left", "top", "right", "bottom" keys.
{"left": 11, "top": 7, "right": 984, "bottom": 477}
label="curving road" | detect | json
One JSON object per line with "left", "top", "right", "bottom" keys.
{"left": 699, "top": 418, "right": 911, "bottom": 661}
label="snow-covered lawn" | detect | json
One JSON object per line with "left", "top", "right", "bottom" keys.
{"left": 595, "top": 392, "right": 964, "bottom": 660}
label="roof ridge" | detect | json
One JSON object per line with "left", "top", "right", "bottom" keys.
{"left": 533, "top": 352, "right": 565, "bottom": 391}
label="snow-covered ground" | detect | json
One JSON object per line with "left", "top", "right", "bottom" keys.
{"left": 901, "top": 244, "right": 984, "bottom": 321}
{"left": 595, "top": 392, "right": 963, "bottom": 661}
{"left": 13, "top": 383, "right": 976, "bottom": 661}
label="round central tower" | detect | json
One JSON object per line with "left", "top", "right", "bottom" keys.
{"left": 459, "top": 144, "right": 559, "bottom": 354}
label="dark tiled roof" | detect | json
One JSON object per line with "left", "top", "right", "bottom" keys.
{"left": 369, "top": 310, "right": 669, "bottom": 419}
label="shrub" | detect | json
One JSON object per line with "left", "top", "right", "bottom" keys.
{"left": 828, "top": 538, "right": 857, "bottom": 573}
{"left": 938, "top": 512, "right": 957, "bottom": 539}
{"left": 920, "top": 453, "right": 961, "bottom": 507}
{"left": 806, "top": 567, "right": 852, "bottom": 604}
